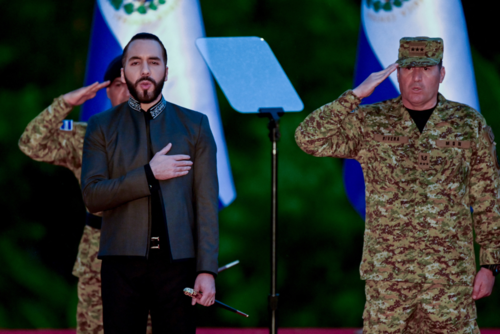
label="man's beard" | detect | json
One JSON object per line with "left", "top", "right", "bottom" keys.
{"left": 125, "top": 74, "right": 165, "bottom": 104}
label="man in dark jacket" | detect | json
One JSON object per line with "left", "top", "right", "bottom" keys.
{"left": 81, "top": 32, "right": 218, "bottom": 334}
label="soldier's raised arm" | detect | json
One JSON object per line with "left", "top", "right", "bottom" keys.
{"left": 295, "top": 63, "right": 398, "bottom": 159}
{"left": 18, "top": 81, "right": 109, "bottom": 173}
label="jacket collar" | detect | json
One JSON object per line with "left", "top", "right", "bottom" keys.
{"left": 393, "top": 92, "right": 450, "bottom": 137}
{"left": 128, "top": 95, "right": 167, "bottom": 119}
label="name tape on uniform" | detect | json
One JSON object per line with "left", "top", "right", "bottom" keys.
{"left": 374, "top": 134, "right": 409, "bottom": 144}
{"left": 436, "top": 140, "right": 470, "bottom": 149}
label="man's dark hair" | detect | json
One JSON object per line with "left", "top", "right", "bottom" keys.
{"left": 122, "top": 33, "right": 168, "bottom": 66}
{"left": 104, "top": 55, "right": 123, "bottom": 82}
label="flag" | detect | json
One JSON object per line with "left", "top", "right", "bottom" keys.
{"left": 81, "top": 0, "right": 236, "bottom": 208}
{"left": 345, "top": 0, "right": 479, "bottom": 218}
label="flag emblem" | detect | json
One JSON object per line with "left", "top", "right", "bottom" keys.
{"left": 108, "top": 0, "right": 177, "bottom": 15}
{"left": 60, "top": 120, "right": 74, "bottom": 132}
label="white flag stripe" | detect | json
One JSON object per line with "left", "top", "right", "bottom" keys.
{"left": 362, "top": 0, "right": 479, "bottom": 111}
{"left": 98, "top": 0, "right": 236, "bottom": 206}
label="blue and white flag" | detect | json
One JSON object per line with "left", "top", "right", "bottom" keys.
{"left": 81, "top": 0, "right": 236, "bottom": 208}
{"left": 345, "top": 0, "right": 479, "bottom": 218}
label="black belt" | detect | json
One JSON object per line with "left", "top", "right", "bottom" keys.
{"left": 85, "top": 213, "right": 102, "bottom": 229}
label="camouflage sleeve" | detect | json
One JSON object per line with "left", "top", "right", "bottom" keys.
{"left": 469, "top": 121, "right": 500, "bottom": 265}
{"left": 295, "top": 90, "right": 364, "bottom": 159}
{"left": 18, "top": 96, "right": 82, "bottom": 171}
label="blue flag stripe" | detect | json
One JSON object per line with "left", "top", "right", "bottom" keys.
{"left": 80, "top": 4, "right": 122, "bottom": 122}
{"left": 343, "top": 23, "right": 399, "bottom": 219}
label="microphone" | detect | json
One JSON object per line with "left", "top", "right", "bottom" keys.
{"left": 218, "top": 260, "right": 240, "bottom": 273}
{"left": 183, "top": 288, "right": 249, "bottom": 318}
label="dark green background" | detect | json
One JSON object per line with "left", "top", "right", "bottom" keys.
{"left": 0, "top": 0, "right": 498, "bottom": 329}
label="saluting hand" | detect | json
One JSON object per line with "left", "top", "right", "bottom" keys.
{"left": 63, "top": 81, "right": 111, "bottom": 107}
{"left": 149, "top": 143, "right": 193, "bottom": 180}
{"left": 352, "top": 63, "right": 398, "bottom": 100}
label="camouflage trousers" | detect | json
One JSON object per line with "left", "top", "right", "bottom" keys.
{"left": 73, "top": 226, "right": 152, "bottom": 334}
{"left": 363, "top": 280, "right": 479, "bottom": 334}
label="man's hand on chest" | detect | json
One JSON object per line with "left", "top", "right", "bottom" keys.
{"left": 149, "top": 143, "right": 193, "bottom": 180}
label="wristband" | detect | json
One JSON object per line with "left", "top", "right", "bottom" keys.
{"left": 481, "top": 264, "right": 500, "bottom": 277}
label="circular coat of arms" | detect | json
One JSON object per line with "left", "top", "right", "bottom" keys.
{"left": 366, "top": 0, "right": 411, "bottom": 12}
{"left": 110, "top": 0, "right": 167, "bottom": 15}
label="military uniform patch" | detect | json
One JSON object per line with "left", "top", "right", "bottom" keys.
{"left": 408, "top": 42, "right": 426, "bottom": 57}
{"left": 436, "top": 140, "right": 470, "bottom": 148}
{"left": 418, "top": 153, "right": 430, "bottom": 170}
{"left": 374, "top": 134, "right": 409, "bottom": 144}
{"left": 60, "top": 119, "right": 74, "bottom": 131}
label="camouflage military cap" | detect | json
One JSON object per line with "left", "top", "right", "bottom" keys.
{"left": 396, "top": 37, "right": 443, "bottom": 67}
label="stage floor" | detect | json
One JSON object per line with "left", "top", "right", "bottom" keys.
{"left": 1, "top": 329, "right": 499, "bottom": 334}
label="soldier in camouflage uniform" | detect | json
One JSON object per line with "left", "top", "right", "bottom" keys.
{"left": 296, "top": 37, "right": 500, "bottom": 333}
{"left": 18, "top": 57, "right": 155, "bottom": 334}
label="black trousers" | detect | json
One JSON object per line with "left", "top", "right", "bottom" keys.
{"left": 101, "top": 256, "right": 196, "bottom": 334}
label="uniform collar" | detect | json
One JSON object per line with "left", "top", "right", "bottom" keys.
{"left": 395, "top": 92, "right": 449, "bottom": 138}
{"left": 128, "top": 96, "right": 167, "bottom": 119}
{"left": 436, "top": 92, "right": 446, "bottom": 106}
{"left": 430, "top": 93, "right": 450, "bottom": 123}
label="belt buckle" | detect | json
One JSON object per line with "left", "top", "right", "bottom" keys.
{"left": 151, "top": 237, "right": 160, "bottom": 249}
